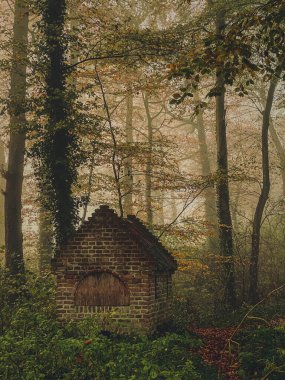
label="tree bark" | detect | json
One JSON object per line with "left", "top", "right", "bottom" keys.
{"left": 39, "top": 5, "right": 79, "bottom": 267}
{"left": 249, "top": 72, "right": 280, "bottom": 303}
{"left": 5, "top": 0, "right": 29, "bottom": 274}
{"left": 41, "top": 0, "right": 78, "bottom": 246}
{"left": 215, "top": 11, "right": 237, "bottom": 308}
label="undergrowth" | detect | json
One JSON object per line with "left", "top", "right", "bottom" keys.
{"left": 0, "top": 270, "right": 217, "bottom": 380}
{"left": 237, "top": 327, "right": 285, "bottom": 380}
{"left": 1, "top": 269, "right": 284, "bottom": 379}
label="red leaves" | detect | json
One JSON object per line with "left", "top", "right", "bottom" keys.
{"left": 75, "top": 340, "right": 92, "bottom": 364}
{"left": 75, "top": 354, "right": 84, "bottom": 364}
{"left": 192, "top": 327, "right": 241, "bottom": 380}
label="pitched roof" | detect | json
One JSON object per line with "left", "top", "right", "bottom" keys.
{"left": 125, "top": 215, "right": 177, "bottom": 272}
{"left": 80, "top": 205, "right": 177, "bottom": 272}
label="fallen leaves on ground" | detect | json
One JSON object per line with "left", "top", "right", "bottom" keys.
{"left": 191, "top": 327, "right": 241, "bottom": 380}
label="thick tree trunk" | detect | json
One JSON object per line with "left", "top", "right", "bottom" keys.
{"left": 40, "top": 0, "right": 78, "bottom": 246}
{"left": 39, "top": 6, "right": 79, "bottom": 267}
{"left": 5, "top": 0, "right": 29, "bottom": 274}
{"left": 215, "top": 12, "right": 237, "bottom": 308}
{"left": 123, "top": 88, "right": 134, "bottom": 215}
{"left": 249, "top": 73, "right": 280, "bottom": 303}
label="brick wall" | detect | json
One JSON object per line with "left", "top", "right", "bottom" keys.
{"left": 53, "top": 206, "right": 174, "bottom": 332}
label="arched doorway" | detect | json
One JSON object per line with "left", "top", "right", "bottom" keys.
{"left": 74, "top": 272, "right": 130, "bottom": 306}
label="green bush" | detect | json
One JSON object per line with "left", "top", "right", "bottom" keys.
{"left": 0, "top": 271, "right": 217, "bottom": 380}
{"left": 0, "top": 316, "right": 213, "bottom": 379}
{"left": 237, "top": 327, "right": 285, "bottom": 380}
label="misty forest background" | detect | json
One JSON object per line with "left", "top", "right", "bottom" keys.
{"left": 0, "top": 0, "right": 285, "bottom": 379}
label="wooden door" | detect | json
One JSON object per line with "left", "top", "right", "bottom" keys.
{"left": 74, "top": 272, "right": 130, "bottom": 306}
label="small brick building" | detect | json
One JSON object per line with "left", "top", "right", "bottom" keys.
{"left": 53, "top": 205, "right": 177, "bottom": 332}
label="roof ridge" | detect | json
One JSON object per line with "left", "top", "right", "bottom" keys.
{"left": 76, "top": 204, "right": 120, "bottom": 233}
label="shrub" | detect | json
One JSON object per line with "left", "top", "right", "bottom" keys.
{"left": 0, "top": 271, "right": 217, "bottom": 380}
{"left": 237, "top": 327, "right": 285, "bottom": 380}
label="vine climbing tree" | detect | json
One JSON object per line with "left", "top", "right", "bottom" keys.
{"left": 32, "top": 0, "right": 82, "bottom": 247}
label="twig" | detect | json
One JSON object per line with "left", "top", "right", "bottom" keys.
{"left": 246, "top": 316, "right": 270, "bottom": 326}
{"left": 68, "top": 50, "right": 173, "bottom": 70}
{"left": 261, "top": 364, "right": 285, "bottom": 380}
{"left": 158, "top": 186, "right": 208, "bottom": 238}
{"left": 226, "top": 283, "right": 285, "bottom": 351}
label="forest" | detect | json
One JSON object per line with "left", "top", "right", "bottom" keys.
{"left": 0, "top": 0, "right": 285, "bottom": 379}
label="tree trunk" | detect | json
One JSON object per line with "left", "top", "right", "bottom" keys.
{"left": 123, "top": 88, "right": 134, "bottom": 215}
{"left": 38, "top": 5, "right": 79, "bottom": 267}
{"left": 143, "top": 92, "right": 153, "bottom": 228}
{"left": 259, "top": 84, "right": 285, "bottom": 196}
{"left": 5, "top": 0, "right": 29, "bottom": 274}
{"left": 249, "top": 73, "right": 280, "bottom": 303}
{"left": 231, "top": 181, "right": 242, "bottom": 229}
{"left": 40, "top": 0, "right": 78, "bottom": 246}
{"left": 215, "top": 11, "right": 237, "bottom": 308}
{"left": 197, "top": 111, "right": 215, "bottom": 222}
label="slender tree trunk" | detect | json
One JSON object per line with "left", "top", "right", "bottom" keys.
{"left": 81, "top": 143, "right": 95, "bottom": 222}
{"left": 5, "top": 0, "right": 29, "bottom": 274}
{"left": 123, "top": 87, "right": 134, "bottom": 215}
{"left": 249, "top": 73, "right": 280, "bottom": 303}
{"left": 215, "top": 11, "right": 237, "bottom": 308}
{"left": 197, "top": 110, "right": 215, "bottom": 222}
{"left": 259, "top": 84, "right": 285, "bottom": 195}
{"left": 143, "top": 92, "right": 153, "bottom": 228}
{"left": 231, "top": 181, "right": 242, "bottom": 229}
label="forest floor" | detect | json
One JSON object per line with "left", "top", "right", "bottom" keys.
{"left": 191, "top": 327, "right": 241, "bottom": 380}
